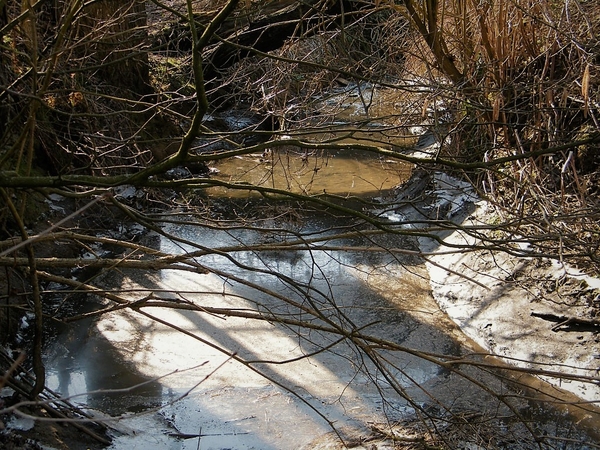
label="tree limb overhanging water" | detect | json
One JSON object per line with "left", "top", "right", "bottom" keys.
{"left": 1, "top": 0, "right": 599, "bottom": 448}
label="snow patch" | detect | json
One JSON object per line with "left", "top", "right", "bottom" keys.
{"left": 402, "top": 172, "right": 600, "bottom": 404}
{"left": 6, "top": 416, "right": 35, "bottom": 431}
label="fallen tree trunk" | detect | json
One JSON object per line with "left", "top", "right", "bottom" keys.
{"left": 531, "top": 311, "right": 600, "bottom": 332}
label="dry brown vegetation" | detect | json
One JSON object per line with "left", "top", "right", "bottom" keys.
{"left": 405, "top": 0, "right": 600, "bottom": 270}
{"left": 356, "top": 0, "right": 600, "bottom": 272}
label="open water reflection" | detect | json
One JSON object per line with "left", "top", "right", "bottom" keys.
{"left": 206, "top": 146, "right": 412, "bottom": 199}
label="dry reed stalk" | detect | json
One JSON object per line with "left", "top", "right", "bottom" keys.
{"left": 395, "top": 0, "right": 599, "bottom": 269}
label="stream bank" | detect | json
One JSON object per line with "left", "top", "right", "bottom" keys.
{"left": 403, "top": 170, "right": 600, "bottom": 404}
{"left": 385, "top": 169, "right": 600, "bottom": 440}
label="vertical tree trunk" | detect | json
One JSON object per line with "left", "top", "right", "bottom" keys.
{"left": 79, "top": 0, "right": 150, "bottom": 94}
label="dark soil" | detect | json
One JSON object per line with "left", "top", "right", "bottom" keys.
{"left": 1, "top": 419, "right": 107, "bottom": 450}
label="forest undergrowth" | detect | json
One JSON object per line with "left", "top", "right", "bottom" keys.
{"left": 1, "top": 0, "right": 600, "bottom": 448}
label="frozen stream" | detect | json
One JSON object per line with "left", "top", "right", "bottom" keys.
{"left": 42, "top": 146, "right": 597, "bottom": 449}
{"left": 46, "top": 216, "right": 475, "bottom": 449}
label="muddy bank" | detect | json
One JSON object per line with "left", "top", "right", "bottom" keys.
{"left": 382, "top": 169, "right": 600, "bottom": 437}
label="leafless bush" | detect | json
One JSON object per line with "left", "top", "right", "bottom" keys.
{"left": 396, "top": 0, "right": 600, "bottom": 270}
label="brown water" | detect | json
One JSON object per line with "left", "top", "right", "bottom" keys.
{"left": 207, "top": 146, "right": 411, "bottom": 199}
